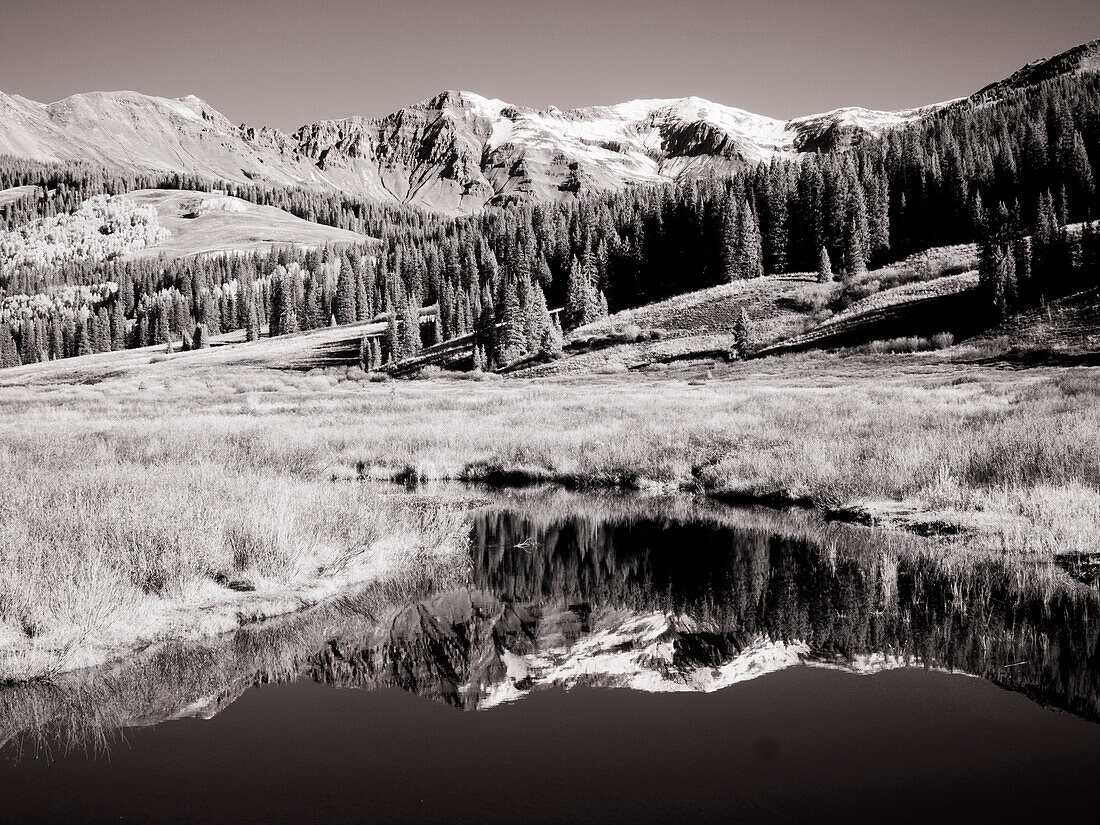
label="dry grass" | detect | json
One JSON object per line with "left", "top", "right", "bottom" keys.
{"left": 1, "top": 349, "right": 1098, "bottom": 681}
{"left": 0, "top": 402, "right": 471, "bottom": 682}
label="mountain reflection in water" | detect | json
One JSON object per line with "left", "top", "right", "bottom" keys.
{"left": 2, "top": 490, "right": 1099, "bottom": 757}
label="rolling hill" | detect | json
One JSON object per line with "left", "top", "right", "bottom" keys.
{"left": 0, "top": 189, "right": 372, "bottom": 272}
{"left": 122, "top": 189, "right": 372, "bottom": 259}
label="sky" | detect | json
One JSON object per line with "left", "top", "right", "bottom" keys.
{"left": 2, "top": 0, "right": 1099, "bottom": 130}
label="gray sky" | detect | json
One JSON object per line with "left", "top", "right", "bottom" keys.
{"left": 2, "top": 0, "right": 1099, "bottom": 129}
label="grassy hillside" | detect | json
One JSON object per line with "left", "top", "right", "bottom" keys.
{"left": 513, "top": 274, "right": 826, "bottom": 376}
{"left": 0, "top": 319, "right": 384, "bottom": 387}
{"left": 961, "top": 287, "right": 1100, "bottom": 363}
{"left": 124, "top": 189, "right": 372, "bottom": 259}
{"left": 510, "top": 242, "right": 982, "bottom": 376}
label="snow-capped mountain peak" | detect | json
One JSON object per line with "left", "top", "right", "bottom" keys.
{"left": 1, "top": 39, "right": 1095, "bottom": 213}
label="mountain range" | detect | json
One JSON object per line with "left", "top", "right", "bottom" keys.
{"left": 1, "top": 39, "right": 1098, "bottom": 214}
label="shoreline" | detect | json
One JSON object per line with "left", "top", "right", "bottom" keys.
{"left": 1, "top": 476, "right": 1085, "bottom": 687}
{"left": 0, "top": 528, "right": 472, "bottom": 686}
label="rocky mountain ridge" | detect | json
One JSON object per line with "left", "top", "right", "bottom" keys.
{"left": 1, "top": 39, "right": 1097, "bottom": 214}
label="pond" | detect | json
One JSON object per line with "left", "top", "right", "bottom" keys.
{"left": 2, "top": 490, "right": 1099, "bottom": 824}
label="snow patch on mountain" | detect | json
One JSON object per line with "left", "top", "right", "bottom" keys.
{"left": 0, "top": 86, "right": 950, "bottom": 214}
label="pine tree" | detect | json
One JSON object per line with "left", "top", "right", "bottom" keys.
{"left": 734, "top": 307, "right": 752, "bottom": 359}
{"left": 868, "top": 174, "right": 891, "bottom": 263}
{"left": 110, "top": 298, "right": 126, "bottom": 350}
{"left": 63, "top": 315, "right": 76, "bottom": 358}
{"left": 302, "top": 275, "right": 321, "bottom": 330}
{"left": 47, "top": 316, "right": 63, "bottom": 361}
{"left": 277, "top": 267, "right": 300, "bottom": 336}
{"left": 430, "top": 303, "right": 443, "bottom": 346}
{"left": 203, "top": 289, "right": 221, "bottom": 336}
{"left": 20, "top": 318, "right": 39, "bottom": 364}
{"left": 246, "top": 297, "right": 260, "bottom": 341}
{"left": 95, "top": 306, "right": 110, "bottom": 353}
{"left": 386, "top": 295, "right": 402, "bottom": 363}
{"left": 498, "top": 275, "right": 526, "bottom": 364}
{"left": 476, "top": 283, "right": 497, "bottom": 368}
{"left": 472, "top": 344, "right": 488, "bottom": 372}
{"left": 576, "top": 248, "right": 608, "bottom": 327}
{"left": 719, "top": 192, "right": 740, "bottom": 281}
{"left": 335, "top": 259, "right": 357, "bottom": 325}
{"left": 844, "top": 187, "right": 870, "bottom": 275}
{"left": 1014, "top": 236, "right": 1034, "bottom": 304}
{"left": 525, "top": 281, "right": 553, "bottom": 355}
{"left": 1063, "top": 129, "right": 1096, "bottom": 219}
{"left": 565, "top": 255, "right": 587, "bottom": 329}
{"left": 355, "top": 260, "right": 371, "bottom": 322}
{"left": 731, "top": 200, "right": 764, "bottom": 279}
{"left": 542, "top": 317, "right": 564, "bottom": 358}
{"left": 75, "top": 318, "right": 92, "bottom": 357}
{"left": 817, "top": 246, "right": 833, "bottom": 283}
{"left": 764, "top": 165, "right": 789, "bottom": 274}
{"left": 0, "top": 324, "right": 20, "bottom": 369}
{"left": 402, "top": 296, "right": 422, "bottom": 357}
{"left": 978, "top": 203, "right": 1017, "bottom": 321}
{"left": 154, "top": 299, "right": 171, "bottom": 345}
{"left": 359, "top": 334, "right": 373, "bottom": 371}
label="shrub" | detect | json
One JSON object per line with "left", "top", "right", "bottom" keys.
{"left": 596, "top": 361, "right": 629, "bottom": 374}
{"left": 852, "top": 336, "right": 935, "bottom": 355}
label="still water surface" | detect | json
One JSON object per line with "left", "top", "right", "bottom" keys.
{"left": 2, "top": 493, "right": 1098, "bottom": 824}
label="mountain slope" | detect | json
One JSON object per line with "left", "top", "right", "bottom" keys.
{"left": 974, "top": 38, "right": 1100, "bottom": 100}
{"left": 0, "top": 91, "right": 942, "bottom": 214}
{"left": 0, "top": 189, "right": 371, "bottom": 271}
{"left": 0, "top": 90, "right": 312, "bottom": 187}
{"left": 1, "top": 39, "right": 1097, "bottom": 213}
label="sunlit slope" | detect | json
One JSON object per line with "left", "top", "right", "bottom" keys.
{"left": 124, "top": 189, "right": 371, "bottom": 259}
{"left": 513, "top": 244, "right": 984, "bottom": 375}
{"left": 0, "top": 185, "right": 38, "bottom": 208}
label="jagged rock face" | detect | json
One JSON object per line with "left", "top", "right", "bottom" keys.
{"left": 308, "top": 591, "right": 538, "bottom": 708}
{"left": 0, "top": 88, "right": 934, "bottom": 214}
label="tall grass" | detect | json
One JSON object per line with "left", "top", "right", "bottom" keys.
{"left": 0, "top": 409, "right": 470, "bottom": 683}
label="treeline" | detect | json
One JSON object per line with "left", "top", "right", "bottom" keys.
{"left": 2, "top": 68, "right": 1100, "bottom": 370}
{"left": 0, "top": 240, "right": 566, "bottom": 370}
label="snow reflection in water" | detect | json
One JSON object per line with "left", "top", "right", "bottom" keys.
{"left": 1, "top": 491, "right": 1099, "bottom": 824}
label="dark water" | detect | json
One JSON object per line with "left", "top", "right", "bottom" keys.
{"left": 2, "top": 493, "right": 1099, "bottom": 824}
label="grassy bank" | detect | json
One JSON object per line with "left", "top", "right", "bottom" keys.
{"left": 1, "top": 348, "right": 1098, "bottom": 680}
{"left": 0, "top": 397, "right": 472, "bottom": 682}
